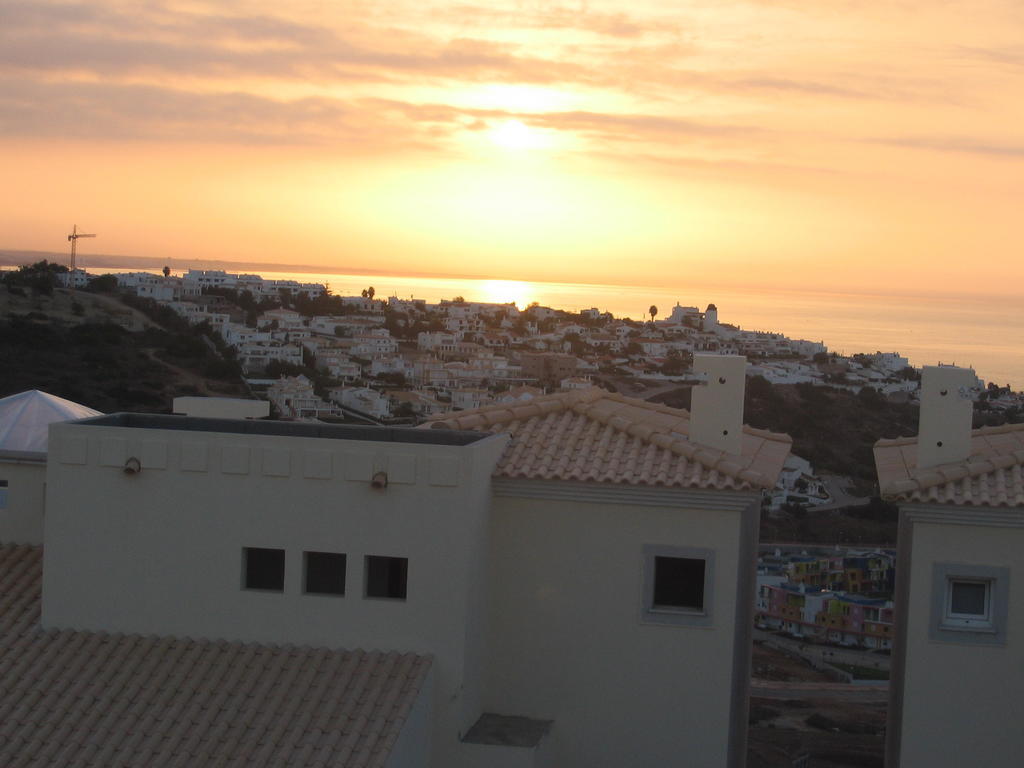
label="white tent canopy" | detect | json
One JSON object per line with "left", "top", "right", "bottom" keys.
{"left": 0, "top": 391, "right": 101, "bottom": 454}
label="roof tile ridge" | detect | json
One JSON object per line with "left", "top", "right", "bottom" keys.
{"left": 975, "top": 422, "right": 1024, "bottom": 436}
{"left": 738, "top": 468, "right": 770, "bottom": 488}
{"left": 743, "top": 424, "right": 794, "bottom": 444}
{"left": 424, "top": 392, "right": 561, "bottom": 429}
{"left": 874, "top": 435, "right": 919, "bottom": 448}
{"left": 907, "top": 449, "right": 1024, "bottom": 488}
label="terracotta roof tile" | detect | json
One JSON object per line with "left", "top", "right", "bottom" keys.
{"left": 0, "top": 545, "right": 431, "bottom": 768}
{"left": 426, "top": 387, "right": 791, "bottom": 490}
{"left": 874, "top": 422, "right": 1024, "bottom": 507}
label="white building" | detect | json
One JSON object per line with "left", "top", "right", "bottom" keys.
{"left": 4, "top": 355, "right": 792, "bottom": 768}
{"left": 449, "top": 388, "right": 491, "bottom": 411}
{"left": 266, "top": 375, "right": 336, "bottom": 419}
{"left": 237, "top": 341, "right": 304, "bottom": 372}
{"left": 330, "top": 386, "right": 392, "bottom": 419}
{"left": 56, "top": 268, "right": 93, "bottom": 289}
{"left": 417, "top": 332, "right": 458, "bottom": 354}
{"left": 876, "top": 365, "right": 1024, "bottom": 767}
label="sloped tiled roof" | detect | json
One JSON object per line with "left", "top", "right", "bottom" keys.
{"left": 874, "top": 423, "right": 1024, "bottom": 507}
{"left": 426, "top": 387, "right": 791, "bottom": 490}
{"left": 0, "top": 545, "right": 431, "bottom": 768}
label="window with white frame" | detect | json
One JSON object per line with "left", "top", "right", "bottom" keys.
{"left": 641, "top": 545, "right": 714, "bottom": 628}
{"left": 945, "top": 578, "right": 991, "bottom": 628}
{"left": 930, "top": 563, "right": 1009, "bottom": 645}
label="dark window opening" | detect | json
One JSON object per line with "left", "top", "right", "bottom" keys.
{"left": 950, "top": 580, "right": 988, "bottom": 617}
{"left": 304, "top": 551, "right": 346, "bottom": 595}
{"left": 653, "top": 556, "right": 705, "bottom": 610}
{"left": 365, "top": 555, "right": 408, "bottom": 600}
{"left": 244, "top": 547, "right": 285, "bottom": 591}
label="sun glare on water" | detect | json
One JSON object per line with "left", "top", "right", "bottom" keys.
{"left": 480, "top": 279, "right": 535, "bottom": 307}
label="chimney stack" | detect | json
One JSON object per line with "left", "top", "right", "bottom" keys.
{"left": 690, "top": 354, "right": 746, "bottom": 455}
{"left": 917, "top": 365, "right": 975, "bottom": 470}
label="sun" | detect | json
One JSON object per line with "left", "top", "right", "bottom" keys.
{"left": 489, "top": 119, "right": 544, "bottom": 150}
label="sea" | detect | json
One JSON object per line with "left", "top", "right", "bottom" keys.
{"left": 6, "top": 260, "right": 1022, "bottom": 389}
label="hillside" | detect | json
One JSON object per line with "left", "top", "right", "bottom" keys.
{"left": 651, "top": 378, "right": 920, "bottom": 485}
{"left": 0, "top": 285, "right": 247, "bottom": 413}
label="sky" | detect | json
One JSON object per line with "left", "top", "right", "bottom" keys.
{"left": 2, "top": 0, "right": 1023, "bottom": 294}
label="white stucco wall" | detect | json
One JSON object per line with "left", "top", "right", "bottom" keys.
{"left": 896, "top": 514, "right": 1024, "bottom": 767}
{"left": 0, "top": 453, "right": 47, "bottom": 545}
{"left": 42, "top": 418, "right": 507, "bottom": 768}
{"left": 483, "top": 487, "right": 753, "bottom": 768}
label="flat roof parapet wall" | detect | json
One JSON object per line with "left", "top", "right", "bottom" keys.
{"left": 172, "top": 396, "right": 270, "bottom": 420}
{"left": 71, "top": 413, "right": 487, "bottom": 446}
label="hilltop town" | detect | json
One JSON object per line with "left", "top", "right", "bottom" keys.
{"left": 4, "top": 261, "right": 1022, "bottom": 501}
{"left": 50, "top": 265, "right": 1017, "bottom": 411}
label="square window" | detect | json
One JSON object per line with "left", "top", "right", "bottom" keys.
{"left": 946, "top": 579, "right": 991, "bottom": 626}
{"left": 304, "top": 551, "right": 346, "bottom": 596}
{"left": 930, "top": 563, "right": 1009, "bottom": 645}
{"left": 243, "top": 547, "right": 285, "bottom": 591}
{"left": 653, "top": 556, "right": 705, "bottom": 610}
{"left": 365, "top": 555, "right": 408, "bottom": 600}
{"left": 642, "top": 545, "right": 714, "bottom": 628}
{"left": 949, "top": 580, "right": 988, "bottom": 616}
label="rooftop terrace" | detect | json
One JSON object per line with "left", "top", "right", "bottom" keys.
{"left": 72, "top": 413, "right": 486, "bottom": 446}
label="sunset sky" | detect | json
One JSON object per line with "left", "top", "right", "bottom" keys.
{"left": 2, "top": 0, "right": 1023, "bottom": 293}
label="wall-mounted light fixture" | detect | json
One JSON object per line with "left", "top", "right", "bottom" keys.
{"left": 371, "top": 471, "right": 388, "bottom": 490}
{"left": 123, "top": 457, "right": 142, "bottom": 475}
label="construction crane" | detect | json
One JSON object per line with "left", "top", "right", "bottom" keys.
{"left": 67, "top": 224, "right": 96, "bottom": 292}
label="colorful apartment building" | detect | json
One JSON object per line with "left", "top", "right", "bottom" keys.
{"left": 758, "top": 583, "right": 895, "bottom": 649}
{"left": 786, "top": 551, "right": 894, "bottom": 594}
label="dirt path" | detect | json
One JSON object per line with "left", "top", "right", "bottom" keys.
{"left": 143, "top": 349, "right": 218, "bottom": 396}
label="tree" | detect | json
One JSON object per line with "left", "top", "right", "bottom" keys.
{"left": 162, "top": 266, "right": 171, "bottom": 278}
{"left": 85, "top": 274, "right": 119, "bottom": 293}
{"left": 649, "top": 305, "right": 658, "bottom": 323}
{"left": 2, "top": 260, "right": 67, "bottom": 296}
{"left": 361, "top": 286, "right": 376, "bottom": 300}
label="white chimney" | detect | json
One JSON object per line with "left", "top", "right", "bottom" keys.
{"left": 690, "top": 354, "right": 746, "bottom": 455}
{"left": 917, "top": 365, "right": 974, "bottom": 470}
